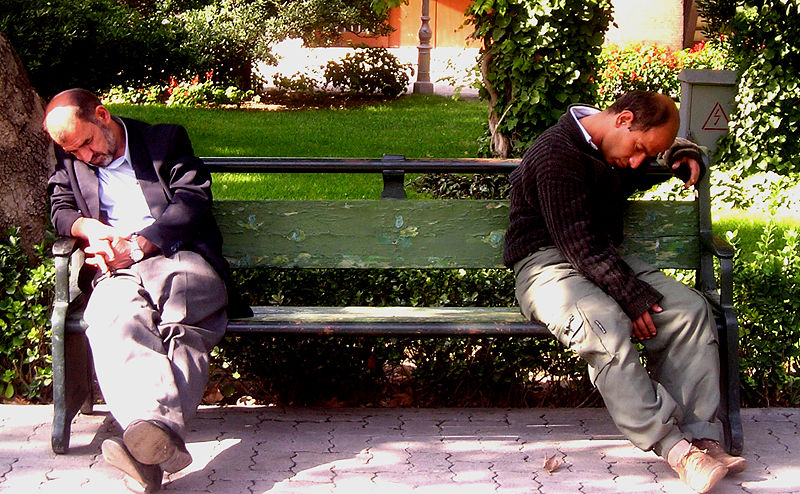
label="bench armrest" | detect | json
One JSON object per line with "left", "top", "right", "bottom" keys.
{"left": 701, "top": 233, "right": 734, "bottom": 260}
{"left": 699, "top": 233, "right": 735, "bottom": 308}
{"left": 51, "top": 237, "right": 86, "bottom": 310}
{"left": 50, "top": 236, "right": 92, "bottom": 454}
{"left": 52, "top": 236, "right": 80, "bottom": 257}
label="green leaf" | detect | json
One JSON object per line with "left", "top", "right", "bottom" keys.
{"left": 3, "top": 383, "right": 13, "bottom": 399}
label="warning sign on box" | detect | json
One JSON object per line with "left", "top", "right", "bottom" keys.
{"left": 702, "top": 102, "right": 729, "bottom": 131}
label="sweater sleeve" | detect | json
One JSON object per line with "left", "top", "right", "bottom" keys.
{"left": 661, "top": 137, "right": 706, "bottom": 183}
{"left": 529, "top": 142, "right": 663, "bottom": 320}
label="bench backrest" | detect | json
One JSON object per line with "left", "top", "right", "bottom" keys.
{"left": 206, "top": 156, "right": 710, "bottom": 272}
{"left": 213, "top": 199, "right": 700, "bottom": 270}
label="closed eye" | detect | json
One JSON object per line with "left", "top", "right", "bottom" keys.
{"left": 65, "top": 137, "right": 92, "bottom": 155}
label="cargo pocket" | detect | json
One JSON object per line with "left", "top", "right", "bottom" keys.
{"left": 549, "top": 300, "right": 616, "bottom": 385}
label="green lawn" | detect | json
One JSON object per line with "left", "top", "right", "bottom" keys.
{"left": 109, "top": 94, "right": 488, "bottom": 199}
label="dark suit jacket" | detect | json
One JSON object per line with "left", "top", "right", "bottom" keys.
{"left": 47, "top": 117, "right": 251, "bottom": 318}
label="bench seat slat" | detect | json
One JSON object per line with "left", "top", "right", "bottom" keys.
{"left": 228, "top": 306, "right": 547, "bottom": 336}
{"left": 68, "top": 306, "right": 548, "bottom": 336}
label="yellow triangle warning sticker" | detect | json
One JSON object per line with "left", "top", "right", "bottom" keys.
{"left": 702, "top": 102, "right": 729, "bottom": 131}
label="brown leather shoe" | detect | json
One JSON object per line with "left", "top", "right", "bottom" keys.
{"left": 123, "top": 420, "right": 192, "bottom": 473}
{"left": 671, "top": 445, "right": 728, "bottom": 493}
{"left": 102, "top": 437, "right": 163, "bottom": 493}
{"left": 693, "top": 439, "right": 748, "bottom": 475}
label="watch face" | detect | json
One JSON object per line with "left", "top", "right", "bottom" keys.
{"left": 131, "top": 249, "right": 144, "bottom": 262}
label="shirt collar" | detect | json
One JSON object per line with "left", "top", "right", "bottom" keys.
{"left": 569, "top": 105, "right": 600, "bottom": 150}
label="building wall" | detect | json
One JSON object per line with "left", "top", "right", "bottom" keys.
{"left": 605, "top": 0, "right": 685, "bottom": 50}
{"left": 338, "top": 0, "right": 697, "bottom": 50}
{"left": 338, "top": 0, "right": 479, "bottom": 49}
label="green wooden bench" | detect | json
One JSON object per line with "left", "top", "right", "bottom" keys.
{"left": 49, "top": 155, "right": 743, "bottom": 456}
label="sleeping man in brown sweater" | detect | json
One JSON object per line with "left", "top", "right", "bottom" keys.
{"left": 504, "top": 91, "right": 746, "bottom": 493}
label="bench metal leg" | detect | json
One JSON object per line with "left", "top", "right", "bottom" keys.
{"left": 717, "top": 315, "right": 744, "bottom": 455}
{"left": 51, "top": 328, "right": 92, "bottom": 454}
{"left": 51, "top": 241, "right": 95, "bottom": 454}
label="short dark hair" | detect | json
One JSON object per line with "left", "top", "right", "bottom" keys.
{"left": 607, "top": 91, "right": 676, "bottom": 131}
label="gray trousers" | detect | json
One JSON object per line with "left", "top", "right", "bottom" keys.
{"left": 84, "top": 250, "right": 228, "bottom": 439}
{"left": 514, "top": 247, "right": 721, "bottom": 457}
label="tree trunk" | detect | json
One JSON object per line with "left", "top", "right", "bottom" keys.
{"left": 0, "top": 32, "right": 54, "bottom": 255}
{"left": 479, "top": 49, "right": 509, "bottom": 158}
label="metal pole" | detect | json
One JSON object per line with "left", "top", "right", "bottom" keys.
{"left": 413, "top": 0, "right": 434, "bottom": 94}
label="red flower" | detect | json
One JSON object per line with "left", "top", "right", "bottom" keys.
{"left": 690, "top": 40, "right": 706, "bottom": 53}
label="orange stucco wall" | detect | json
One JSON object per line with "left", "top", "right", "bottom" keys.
{"left": 338, "top": 0, "right": 479, "bottom": 49}
{"left": 339, "top": 0, "right": 688, "bottom": 50}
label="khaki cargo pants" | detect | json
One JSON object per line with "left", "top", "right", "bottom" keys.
{"left": 514, "top": 247, "right": 721, "bottom": 457}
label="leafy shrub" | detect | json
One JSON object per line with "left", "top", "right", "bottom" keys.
{"left": 272, "top": 72, "right": 322, "bottom": 93}
{"left": 104, "top": 85, "right": 165, "bottom": 106}
{"left": 411, "top": 174, "right": 510, "bottom": 200}
{"left": 323, "top": 47, "right": 412, "bottom": 98}
{"left": 265, "top": 0, "right": 396, "bottom": 47}
{"left": 596, "top": 38, "right": 734, "bottom": 107}
{"left": 731, "top": 217, "right": 800, "bottom": 406}
{"left": 707, "top": 170, "right": 800, "bottom": 214}
{"left": 0, "top": 0, "right": 192, "bottom": 98}
{"left": 0, "top": 228, "right": 54, "bottom": 402}
{"left": 167, "top": 74, "right": 254, "bottom": 107}
{"left": 598, "top": 44, "right": 683, "bottom": 104}
{"left": 176, "top": 0, "right": 276, "bottom": 89}
{"left": 466, "top": 0, "right": 614, "bottom": 157}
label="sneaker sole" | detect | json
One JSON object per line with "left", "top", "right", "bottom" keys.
{"left": 101, "top": 438, "right": 162, "bottom": 492}
{"left": 123, "top": 420, "right": 193, "bottom": 473}
{"left": 723, "top": 456, "right": 748, "bottom": 475}
{"left": 123, "top": 420, "right": 175, "bottom": 466}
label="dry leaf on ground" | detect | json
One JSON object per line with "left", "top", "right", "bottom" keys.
{"left": 542, "top": 454, "right": 563, "bottom": 475}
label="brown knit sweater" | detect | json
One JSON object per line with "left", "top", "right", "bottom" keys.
{"left": 503, "top": 106, "right": 704, "bottom": 320}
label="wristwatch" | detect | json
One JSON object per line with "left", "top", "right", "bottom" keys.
{"left": 129, "top": 235, "right": 145, "bottom": 263}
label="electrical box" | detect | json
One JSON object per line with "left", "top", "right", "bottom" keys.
{"left": 678, "top": 69, "right": 738, "bottom": 154}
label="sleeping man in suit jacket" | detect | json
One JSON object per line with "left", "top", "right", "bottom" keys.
{"left": 45, "top": 88, "right": 249, "bottom": 492}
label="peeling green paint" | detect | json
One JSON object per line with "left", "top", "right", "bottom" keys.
{"left": 215, "top": 199, "right": 700, "bottom": 269}
{"left": 483, "top": 231, "right": 505, "bottom": 249}
{"left": 399, "top": 226, "right": 418, "bottom": 238}
{"left": 236, "top": 214, "right": 263, "bottom": 231}
{"left": 289, "top": 230, "right": 306, "bottom": 242}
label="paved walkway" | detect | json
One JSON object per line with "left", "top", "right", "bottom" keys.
{"left": 1, "top": 405, "right": 798, "bottom": 493}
